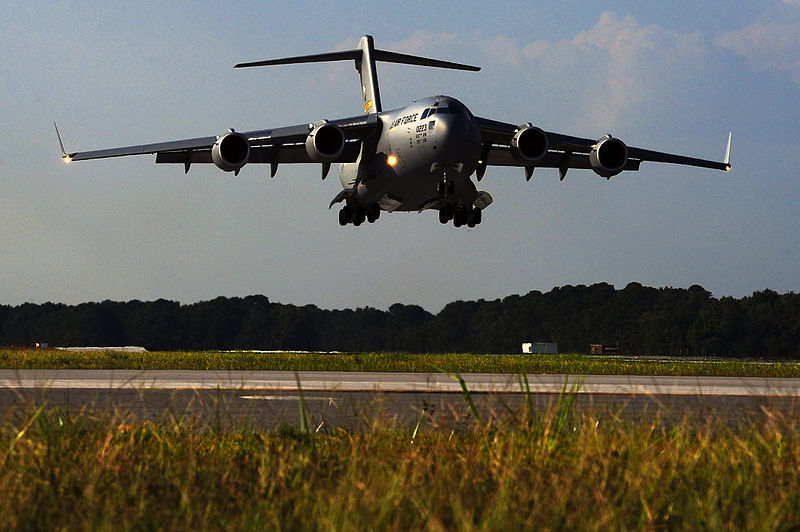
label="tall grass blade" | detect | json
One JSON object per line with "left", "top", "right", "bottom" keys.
{"left": 411, "top": 400, "right": 431, "bottom": 443}
{"left": 294, "top": 372, "right": 312, "bottom": 437}
{"left": 545, "top": 376, "right": 584, "bottom": 450}
{"left": 518, "top": 373, "right": 534, "bottom": 429}
{"left": 5, "top": 403, "right": 46, "bottom": 459}
{"left": 449, "top": 372, "right": 481, "bottom": 425}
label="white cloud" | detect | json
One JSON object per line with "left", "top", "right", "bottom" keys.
{"left": 715, "top": 21, "right": 800, "bottom": 85}
{"left": 477, "top": 12, "right": 708, "bottom": 130}
{"left": 386, "top": 30, "right": 459, "bottom": 55}
{"left": 481, "top": 35, "right": 524, "bottom": 67}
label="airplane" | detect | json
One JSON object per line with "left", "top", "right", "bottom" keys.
{"left": 57, "top": 34, "right": 732, "bottom": 228}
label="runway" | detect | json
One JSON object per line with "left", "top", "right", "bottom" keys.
{"left": 2, "top": 370, "right": 799, "bottom": 430}
{"left": 4, "top": 370, "right": 800, "bottom": 395}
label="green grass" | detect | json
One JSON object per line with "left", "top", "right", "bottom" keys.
{"left": 2, "top": 349, "right": 800, "bottom": 377}
{"left": 2, "top": 397, "right": 800, "bottom": 530}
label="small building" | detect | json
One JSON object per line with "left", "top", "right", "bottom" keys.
{"left": 522, "top": 342, "right": 558, "bottom": 354}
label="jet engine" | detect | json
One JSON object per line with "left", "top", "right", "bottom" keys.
{"left": 211, "top": 130, "right": 250, "bottom": 172}
{"left": 589, "top": 135, "right": 628, "bottom": 178}
{"left": 305, "top": 122, "right": 345, "bottom": 162}
{"left": 511, "top": 124, "right": 549, "bottom": 163}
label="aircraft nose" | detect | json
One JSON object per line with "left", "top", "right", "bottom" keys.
{"left": 435, "top": 112, "right": 480, "bottom": 166}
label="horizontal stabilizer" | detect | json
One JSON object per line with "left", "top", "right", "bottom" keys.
{"left": 235, "top": 35, "right": 480, "bottom": 115}
{"left": 235, "top": 45, "right": 479, "bottom": 72}
{"left": 235, "top": 50, "right": 360, "bottom": 69}
{"left": 372, "top": 49, "right": 480, "bottom": 71}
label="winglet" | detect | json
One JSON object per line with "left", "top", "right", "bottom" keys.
{"left": 54, "top": 122, "right": 72, "bottom": 162}
{"left": 723, "top": 132, "right": 732, "bottom": 171}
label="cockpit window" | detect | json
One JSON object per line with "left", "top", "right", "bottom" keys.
{"left": 449, "top": 100, "right": 471, "bottom": 117}
{"left": 421, "top": 102, "right": 459, "bottom": 117}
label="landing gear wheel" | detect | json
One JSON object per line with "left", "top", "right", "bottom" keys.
{"left": 353, "top": 208, "right": 366, "bottom": 226}
{"left": 367, "top": 204, "right": 380, "bottom": 223}
{"left": 467, "top": 207, "right": 482, "bottom": 228}
{"left": 339, "top": 205, "right": 352, "bottom": 226}
{"left": 453, "top": 206, "right": 469, "bottom": 227}
{"left": 439, "top": 208, "right": 449, "bottom": 224}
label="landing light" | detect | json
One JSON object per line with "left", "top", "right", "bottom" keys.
{"left": 63, "top": 156, "right": 72, "bottom": 163}
{"left": 387, "top": 154, "right": 398, "bottom": 167}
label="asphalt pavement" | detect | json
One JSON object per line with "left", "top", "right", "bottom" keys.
{"left": 1, "top": 370, "right": 798, "bottom": 430}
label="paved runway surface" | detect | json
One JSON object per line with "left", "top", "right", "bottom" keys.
{"left": 2, "top": 370, "right": 799, "bottom": 430}
{"left": 3, "top": 370, "right": 800, "bottom": 395}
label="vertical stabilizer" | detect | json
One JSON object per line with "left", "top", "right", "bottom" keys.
{"left": 357, "top": 35, "right": 381, "bottom": 114}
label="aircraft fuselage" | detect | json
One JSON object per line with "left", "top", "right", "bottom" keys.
{"left": 340, "top": 95, "right": 481, "bottom": 213}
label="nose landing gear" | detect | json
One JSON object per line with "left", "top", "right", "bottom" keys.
{"left": 437, "top": 175, "right": 455, "bottom": 196}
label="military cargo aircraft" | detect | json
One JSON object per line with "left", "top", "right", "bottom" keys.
{"left": 58, "top": 35, "right": 731, "bottom": 228}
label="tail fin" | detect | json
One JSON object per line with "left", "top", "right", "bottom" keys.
{"left": 357, "top": 35, "right": 381, "bottom": 114}
{"left": 235, "top": 34, "right": 480, "bottom": 115}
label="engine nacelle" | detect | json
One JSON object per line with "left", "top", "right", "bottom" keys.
{"left": 511, "top": 124, "right": 549, "bottom": 163}
{"left": 211, "top": 130, "right": 250, "bottom": 172}
{"left": 305, "top": 122, "right": 345, "bottom": 162}
{"left": 589, "top": 135, "right": 628, "bottom": 178}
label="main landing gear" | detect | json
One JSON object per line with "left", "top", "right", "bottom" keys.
{"left": 439, "top": 204, "right": 482, "bottom": 227}
{"left": 339, "top": 203, "right": 380, "bottom": 226}
{"left": 437, "top": 174, "right": 482, "bottom": 228}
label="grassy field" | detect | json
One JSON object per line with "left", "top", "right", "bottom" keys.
{"left": 2, "top": 348, "right": 800, "bottom": 377}
{"left": 4, "top": 350, "right": 800, "bottom": 529}
{"left": 2, "top": 395, "right": 799, "bottom": 530}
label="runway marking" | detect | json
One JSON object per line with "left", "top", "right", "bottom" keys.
{"left": 240, "top": 395, "right": 333, "bottom": 401}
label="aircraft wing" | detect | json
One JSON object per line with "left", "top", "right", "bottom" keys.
{"left": 476, "top": 116, "right": 731, "bottom": 180}
{"left": 61, "top": 114, "right": 379, "bottom": 173}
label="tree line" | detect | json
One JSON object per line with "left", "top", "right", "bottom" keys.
{"left": 1, "top": 283, "right": 798, "bottom": 358}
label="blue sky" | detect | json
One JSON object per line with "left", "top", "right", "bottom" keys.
{"left": 1, "top": 1, "right": 798, "bottom": 311}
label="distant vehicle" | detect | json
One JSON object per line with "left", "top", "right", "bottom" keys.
{"left": 522, "top": 342, "right": 558, "bottom": 354}
{"left": 590, "top": 344, "right": 621, "bottom": 355}
{"left": 57, "top": 35, "right": 731, "bottom": 228}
